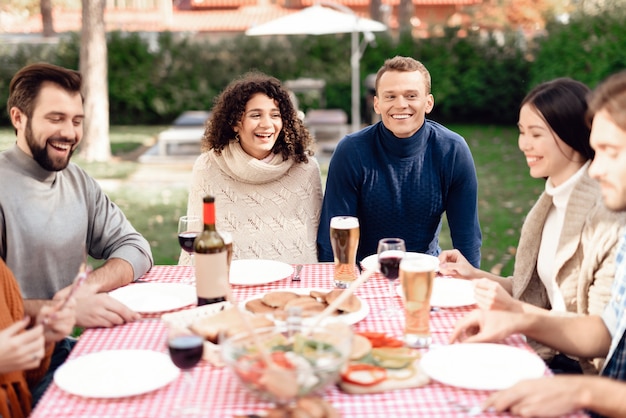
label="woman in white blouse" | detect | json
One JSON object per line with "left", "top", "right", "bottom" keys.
{"left": 439, "top": 78, "right": 626, "bottom": 373}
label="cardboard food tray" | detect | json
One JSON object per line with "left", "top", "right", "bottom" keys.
{"left": 161, "top": 302, "right": 232, "bottom": 366}
{"left": 161, "top": 301, "right": 231, "bottom": 329}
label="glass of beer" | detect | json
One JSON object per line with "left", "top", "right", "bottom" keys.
{"left": 400, "top": 254, "right": 438, "bottom": 348}
{"left": 330, "top": 216, "right": 360, "bottom": 288}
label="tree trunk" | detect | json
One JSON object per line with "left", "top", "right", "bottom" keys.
{"left": 40, "top": 0, "right": 55, "bottom": 37}
{"left": 369, "top": 0, "right": 382, "bottom": 22}
{"left": 398, "top": 0, "right": 414, "bottom": 35}
{"left": 79, "top": 0, "right": 111, "bottom": 162}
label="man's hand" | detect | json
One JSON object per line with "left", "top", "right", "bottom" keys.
{"left": 54, "top": 282, "right": 139, "bottom": 328}
{"left": 484, "top": 376, "right": 587, "bottom": 417}
{"left": 438, "top": 249, "right": 477, "bottom": 279}
{"left": 0, "top": 318, "right": 46, "bottom": 373}
{"left": 449, "top": 309, "right": 522, "bottom": 344}
{"left": 473, "top": 278, "right": 522, "bottom": 312}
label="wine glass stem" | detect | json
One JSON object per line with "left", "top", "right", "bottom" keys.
{"left": 174, "top": 369, "right": 195, "bottom": 414}
{"left": 388, "top": 279, "right": 399, "bottom": 310}
{"left": 188, "top": 254, "right": 196, "bottom": 284}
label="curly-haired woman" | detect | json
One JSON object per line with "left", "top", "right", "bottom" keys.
{"left": 180, "top": 72, "right": 323, "bottom": 264}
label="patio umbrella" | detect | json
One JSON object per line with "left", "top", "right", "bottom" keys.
{"left": 246, "top": 3, "right": 387, "bottom": 132}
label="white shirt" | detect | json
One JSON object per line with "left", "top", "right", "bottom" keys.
{"left": 537, "top": 162, "right": 589, "bottom": 311}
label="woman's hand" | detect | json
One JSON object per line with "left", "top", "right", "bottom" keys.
{"left": 0, "top": 317, "right": 46, "bottom": 373}
{"left": 449, "top": 309, "right": 521, "bottom": 344}
{"left": 38, "top": 298, "right": 77, "bottom": 343}
{"left": 473, "top": 278, "right": 522, "bottom": 312}
{"left": 438, "top": 249, "right": 477, "bottom": 279}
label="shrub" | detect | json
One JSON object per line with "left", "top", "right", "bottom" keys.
{"left": 0, "top": 9, "right": 622, "bottom": 127}
{"left": 530, "top": 6, "right": 626, "bottom": 89}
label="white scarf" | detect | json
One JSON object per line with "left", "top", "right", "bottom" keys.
{"left": 212, "top": 141, "right": 294, "bottom": 185}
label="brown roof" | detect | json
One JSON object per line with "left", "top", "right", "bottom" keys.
{"left": 300, "top": 0, "right": 480, "bottom": 4}
{"left": 1, "top": 6, "right": 295, "bottom": 34}
{"left": 0, "top": 0, "right": 480, "bottom": 34}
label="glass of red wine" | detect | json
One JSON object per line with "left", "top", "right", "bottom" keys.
{"left": 167, "top": 327, "right": 205, "bottom": 416}
{"left": 377, "top": 238, "right": 406, "bottom": 317}
{"left": 178, "top": 216, "right": 202, "bottom": 283}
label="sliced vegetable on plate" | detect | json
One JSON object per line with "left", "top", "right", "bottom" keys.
{"left": 339, "top": 331, "right": 429, "bottom": 394}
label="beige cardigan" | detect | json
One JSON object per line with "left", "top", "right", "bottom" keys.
{"left": 180, "top": 142, "right": 323, "bottom": 265}
{"left": 512, "top": 172, "right": 626, "bottom": 372}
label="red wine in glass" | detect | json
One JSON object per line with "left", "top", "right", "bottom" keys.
{"left": 167, "top": 333, "right": 204, "bottom": 415}
{"left": 178, "top": 232, "right": 198, "bottom": 254}
{"left": 168, "top": 335, "right": 204, "bottom": 369}
{"left": 379, "top": 253, "right": 402, "bottom": 280}
{"left": 377, "top": 238, "right": 406, "bottom": 317}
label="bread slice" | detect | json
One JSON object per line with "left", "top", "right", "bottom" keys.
{"left": 245, "top": 298, "right": 277, "bottom": 314}
{"left": 262, "top": 291, "right": 300, "bottom": 308}
{"left": 324, "top": 289, "right": 362, "bottom": 313}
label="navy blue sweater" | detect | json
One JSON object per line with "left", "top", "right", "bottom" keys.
{"left": 317, "top": 120, "right": 482, "bottom": 267}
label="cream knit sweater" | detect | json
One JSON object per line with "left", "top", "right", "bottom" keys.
{"left": 179, "top": 141, "right": 323, "bottom": 265}
{"left": 513, "top": 171, "right": 626, "bottom": 372}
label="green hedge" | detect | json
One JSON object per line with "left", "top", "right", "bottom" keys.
{"left": 0, "top": 8, "right": 624, "bottom": 127}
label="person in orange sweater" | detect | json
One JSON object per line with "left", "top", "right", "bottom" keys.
{"left": 0, "top": 258, "right": 75, "bottom": 418}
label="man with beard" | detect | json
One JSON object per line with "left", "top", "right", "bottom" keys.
{"left": 451, "top": 70, "right": 626, "bottom": 418}
{"left": 0, "top": 63, "right": 153, "bottom": 330}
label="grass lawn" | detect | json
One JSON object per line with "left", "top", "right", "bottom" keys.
{"left": 0, "top": 124, "right": 541, "bottom": 276}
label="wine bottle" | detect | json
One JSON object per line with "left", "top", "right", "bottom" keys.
{"left": 193, "top": 195, "right": 228, "bottom": 306}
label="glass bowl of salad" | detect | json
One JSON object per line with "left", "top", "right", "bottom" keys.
{"left": 220, "top": 322, "right": 353, "bottom": 405}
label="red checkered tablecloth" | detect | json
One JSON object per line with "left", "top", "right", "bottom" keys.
{"left": 31, "top": 265, "right": 589, "bottom": 418}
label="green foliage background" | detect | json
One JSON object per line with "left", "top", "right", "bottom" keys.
{"left": 0, "top": 6, "right": 624, "bottom": 128}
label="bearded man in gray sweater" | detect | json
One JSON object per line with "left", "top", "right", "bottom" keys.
{"left": 1, "top": 62, "right": 153, "bottom": 330}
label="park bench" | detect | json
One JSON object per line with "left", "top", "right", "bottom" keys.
{"left": 157, "top": 110, "right": 211, "bottom": 156}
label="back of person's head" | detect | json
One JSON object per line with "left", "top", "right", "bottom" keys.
{"left": 587, "top": 70, "right": 626, "bottom": 132}
{"left": 375, "top": 56, "right": 431, "bottom": 95}
{"left": 7, "top": 62, "right": 82, "bottom": 119}
{"left": 521, "top": 77, "right": 593, "bottom": 160}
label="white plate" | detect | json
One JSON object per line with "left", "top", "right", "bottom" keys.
{"left": 54, "top": 349, "right": 180, "bottom": 398}
{"left": 109, "top": 282, "right": 196, "bottom": 313}
{"left": 242, "top": 287, "right": 369, "bottom": 325}
{"left": 397, "top": 277, "right": 476, "bottom": 308}
{"left": 360, "top": 252, "right": 440, "bottom": 273}
{"left": 229, "top": 259, "right": 294, "bottom": 286}
{"left": 420, "top": 343, "right": 546, "bottom": 390}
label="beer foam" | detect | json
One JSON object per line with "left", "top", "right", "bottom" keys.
{"left": 330, "top": 216, "right": 359, "bottom": 229}
{"left": 400, "top": 254, "right": 439, "bottom": 272}
{"left": 379, "top": 249, "right": 405, "bottom": 258}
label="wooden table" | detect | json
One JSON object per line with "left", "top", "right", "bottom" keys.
{"left": 31, "top": 265, "right": 589, "bottom": 418}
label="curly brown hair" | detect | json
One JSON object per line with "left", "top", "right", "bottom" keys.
{"left": 203, "top": 72, "right": 313, "bottom": 163}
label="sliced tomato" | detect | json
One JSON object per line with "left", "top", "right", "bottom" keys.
{"left": 270, "top": 351, "right": 295, "bottom": 369}
{"left": 236, "top": 351, "right": 295, "bottom": 384}
{"left": 235, "top": 356, "right": 264, "bottom": 384}
{"left": 341, "top": 363, "right": 387, "bottom": 386}
{"left": 357, "top": 331, "right": 404, "bottom": 348}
